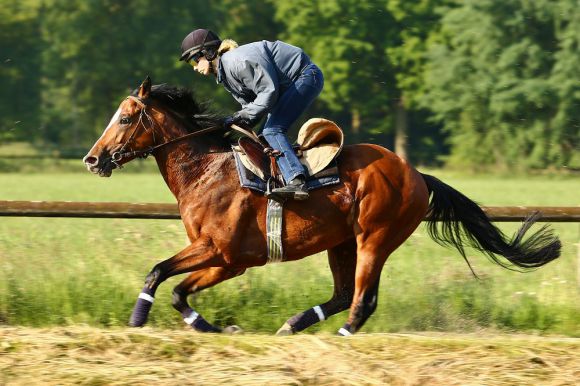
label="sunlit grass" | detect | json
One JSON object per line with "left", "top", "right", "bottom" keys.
{"left": 0, "top": 169, "right": 578, "bottom": 335}
{"left": 2, "top": 326, "right": 578, "bottom": 385}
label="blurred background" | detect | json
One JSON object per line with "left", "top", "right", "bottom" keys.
{"left": 0, "top": 0, "right": 578, "bottom": 336}
{"left": 1, "top": 0, "right": 578, "bottom": 170}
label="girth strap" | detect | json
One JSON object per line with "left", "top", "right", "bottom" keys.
{"left": 266, "top": 198, "right": 284, "bottom": 262}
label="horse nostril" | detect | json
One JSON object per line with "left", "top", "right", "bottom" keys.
{"left": 83, "top": 155, "right": 99, "bottom": 166}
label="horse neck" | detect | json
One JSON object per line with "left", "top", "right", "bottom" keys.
{"left": 151, "top": 110, "right": 228, "bottom": 200}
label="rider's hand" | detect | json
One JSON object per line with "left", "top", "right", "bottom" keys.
{"left": 224, "top": 112, "right": 258, "bottom": 130}
{"left": 223, "top": 115, "right": 237, "bottom": 129}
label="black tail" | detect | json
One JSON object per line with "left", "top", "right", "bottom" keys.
{"left": 421, "top": 173, "right": 560, "bottom": 275}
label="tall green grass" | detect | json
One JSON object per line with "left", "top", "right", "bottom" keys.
{"left": 0, "top": 167, "right": 578, "bottom": 335}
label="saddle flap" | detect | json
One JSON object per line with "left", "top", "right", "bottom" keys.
{"left": 235, "top": 137, "right": 269, "bottom": 180}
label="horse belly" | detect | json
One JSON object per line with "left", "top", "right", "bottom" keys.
{"left": 282, "top": 188, "right": 355, "bottom": 260}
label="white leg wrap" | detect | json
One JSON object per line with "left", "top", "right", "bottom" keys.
{"left": 313, "top": 305, "right": 326, "bottom": 321}
{"left": 183, "top": 310, "right": 200, "bottom": 325}
{"left": 138, "top": 292, "right": 155, "bottom": 303}
{"left": 338, "top": 327, "right": 352, "bottom": 336}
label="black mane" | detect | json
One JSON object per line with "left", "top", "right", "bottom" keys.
{"left": 131, "top": 83, "right": 223, "bottom": 134}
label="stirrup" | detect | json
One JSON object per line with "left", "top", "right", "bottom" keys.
{"left": 265, "top": 177, "right": 287, "bottom": 203}
{"left": 271, "top": 184, "right": 309, "bottom": 201}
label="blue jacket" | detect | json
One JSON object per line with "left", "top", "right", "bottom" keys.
{"left": 216, "top": 40, "right": 312, "bottom": 122}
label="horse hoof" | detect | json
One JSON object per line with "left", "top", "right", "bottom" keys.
{"left": 223, "top": 325, "right": 243, "bottom": 334}
{"left": 275, "top": 323, "right": 294, "bottom": 336}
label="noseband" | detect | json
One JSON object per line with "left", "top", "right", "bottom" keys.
{"left": 110, "top": 95, "right": 223, "bottom": 169}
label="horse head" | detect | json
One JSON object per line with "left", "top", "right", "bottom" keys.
{"left": 83, "top": 76, "right": 156, "bottom": 177}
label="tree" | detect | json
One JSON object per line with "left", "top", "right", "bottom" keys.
{"left": 387, "top": 0, "right": 451, "bottom": 161}
{"left": 39, "top": 0, "right": 226, "bottom": 150}
{"left": 549, "top": 0, "right": 580, "bottom": 169}
{"left": 273, "top": 0, "right": 451, "bottom": 163}
{"left": 0, "top": 0, "right": 42, "bottom": 143}
{"left": 273, "top": 0, "right": 399, "bottom": 144}
{"left": 422, "top": 0, "right": 579, "bottom": 170}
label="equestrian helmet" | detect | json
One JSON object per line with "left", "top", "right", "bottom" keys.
{"left": 179, "top": 29, "right": 222, "bottom": 62}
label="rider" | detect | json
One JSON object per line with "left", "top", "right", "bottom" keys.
{"left": 179, "top": 29, "right": 324, "bottom": 200}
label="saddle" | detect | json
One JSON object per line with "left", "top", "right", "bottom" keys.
{"left": 232, "top": 118, "right": 344, "bottom": 183}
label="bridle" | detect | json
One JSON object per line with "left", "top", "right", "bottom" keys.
{"left": 110, "top": 95, "right": 223, "bottom": 169}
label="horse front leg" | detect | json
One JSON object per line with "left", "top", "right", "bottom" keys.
{"left": 129, "top": 236, "right": 225, "bottom": 327}
{"left": 172, "top": 267, "right": 246, "bottom": 333}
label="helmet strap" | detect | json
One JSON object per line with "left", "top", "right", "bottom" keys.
{"left": 204, "top": 47, "right": 218, "bottom": 61}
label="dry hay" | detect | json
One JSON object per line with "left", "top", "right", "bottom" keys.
{"left": 0, "top": 326, "right": 578, "bottom": 385}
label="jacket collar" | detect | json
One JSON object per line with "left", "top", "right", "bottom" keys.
{"left": 216, "top": 57, "right": 225, "bottom": 84}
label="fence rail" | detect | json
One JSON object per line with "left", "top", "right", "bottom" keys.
{"left": 0, "top": 201, "right": 578, "bottom": 222}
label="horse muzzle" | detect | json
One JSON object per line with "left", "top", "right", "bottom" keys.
{"left": 82, "top": 153, "right": 116, "bottom": 177}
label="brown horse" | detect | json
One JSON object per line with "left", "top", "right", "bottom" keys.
{"left": 83, "top": 77, "right": 560, "bottom": 335}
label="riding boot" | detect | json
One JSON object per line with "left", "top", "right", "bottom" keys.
{"left": 271, "top": 175, "right": 309, "bottom": 200}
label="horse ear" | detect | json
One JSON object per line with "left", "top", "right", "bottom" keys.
{"left": 138, "top": 76, "right": 152, "bottom": 99}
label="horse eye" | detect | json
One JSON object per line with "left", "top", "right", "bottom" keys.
{"left": 120, "top": 117, "right": 131, "bottom": 125}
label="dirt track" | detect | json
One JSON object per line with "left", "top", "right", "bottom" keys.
{"left": 0, "top": 326, "right": 578, "bottom": 385}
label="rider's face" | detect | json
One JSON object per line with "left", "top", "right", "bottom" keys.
{"left": 192, "top": 57, "right": 212, "bottom": 76}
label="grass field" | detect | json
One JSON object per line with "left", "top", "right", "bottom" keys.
{"left": 0, "top": 167, "right": 579, "bottom": 336}
{"left": 1, "top": 327, "right": 579, "bottom": 385}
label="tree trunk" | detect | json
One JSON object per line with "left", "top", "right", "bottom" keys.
{"left": 351, "top": 108, "right": 360, "bottom": 142}
{"left": 394, "top": 99, "right": 408, "bottom": 160}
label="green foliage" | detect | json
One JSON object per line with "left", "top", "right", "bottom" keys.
{"left": 38, "top": 0, "right": 226, "bottom": 150}
{"left": 385, "top": 0, "right": 452, "bottom": 163}
{"left": 0, "top": 0, "right": 42, "bottom": 142}
{"left": 387, "top": 0, "right": 449, "bottom": 107}
{"left": 274, "top": 0, "right": 399, "bottom": 141}
{"left": 0, "top": 0, "right": 577, "bottom": 169}
{"left": 422, "top": 0, "right": 580, "bottom": 170}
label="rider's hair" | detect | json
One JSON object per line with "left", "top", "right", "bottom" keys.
{"left": 217, "top": 39, "right": 239, "bottom": 56}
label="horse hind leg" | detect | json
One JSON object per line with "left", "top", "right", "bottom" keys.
{"left": 172, "top": 267, "right": 245, "bottom": 333}
{"left": 336, "top": 169, "right": 428, "bottom": 335}
{"left": 338, "top": 219, "right": 423, "bottom": 335}
{"left": 276, "top": 239, "right": 356, "bottom": 335}
{"left": 338, "top": 263, "right": 381, "bottom": 336}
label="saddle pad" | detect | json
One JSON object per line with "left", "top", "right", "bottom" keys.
{"left": 232, "top": 150, "right": 340, "bottom": 194}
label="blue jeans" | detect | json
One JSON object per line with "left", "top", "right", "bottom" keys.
{"left": 262, "top": 64, "right": 324, "bottom": 183}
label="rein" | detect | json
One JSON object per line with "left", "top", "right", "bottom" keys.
{"left": 111, "top": 96, "right": 223, "bottom": 167}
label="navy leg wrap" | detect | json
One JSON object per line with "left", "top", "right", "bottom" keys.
{"left": 287, "top": 307, "right": 323, "bottom": 332}
{"left": 129, "top": 286, "right": 155, "bottom": 327}
{"left": 182, "top": 310, "right": 222, "bottom": 333}
{"left": 192, "top": 317, "right": 222, "bottom": 333}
